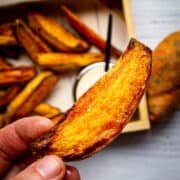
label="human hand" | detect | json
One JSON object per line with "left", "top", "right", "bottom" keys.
{"left": 0, "top": 116, "right": 80, "bottom": 180}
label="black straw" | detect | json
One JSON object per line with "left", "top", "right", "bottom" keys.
{"left": 105, "top": 14, "right": 112, "bottom": 72}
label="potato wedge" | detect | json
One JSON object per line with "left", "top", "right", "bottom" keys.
{"left": 31, "top": 39, "right": 152, "bottom": 161}
{"left": 0, "top": 22, "right": 14, "bottom": 36}
{"left": 148, "top": 88, "right": 180, "bottom": 122}
{"left": 14, "top": 19, "right": 52, "bottom": 61}
{"left": 34, "top": 103, "right": 61, "bottom": 119}
{"left": 147, "top": 31, "right": 180, "bottom": 96}
{"left": 37, "top": 52, "right": 105, "bottom": 71}
{"left": 0, "top": 67, "right": 36, "bottom": 87}
{"left": 0, "top": 56, "right": 12, "bottom": 69}
{"left": 0, "top": 35, "right": 17, "bottom": 46}
{"left": 0, "top": 85, "right": 21, "bottom": 110}
{"left": 28, "top": 12, "right": 89, "bottom": 53}
{"left": 4, "top": 71, "right": 58, "bottom": 122}
{"left": 60, "top": 5, "right": 121, "bottom": 58}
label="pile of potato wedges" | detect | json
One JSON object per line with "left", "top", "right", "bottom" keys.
{"left": 0, "top": 5, "right": 121, "bottom": 128}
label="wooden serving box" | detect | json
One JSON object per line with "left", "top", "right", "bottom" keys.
{"left": 0, "top": 0, "right": 150, "bottom": 133}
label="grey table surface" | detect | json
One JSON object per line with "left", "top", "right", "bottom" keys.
{"left": 70, "top": 1, "right": 180, "bottom": 180}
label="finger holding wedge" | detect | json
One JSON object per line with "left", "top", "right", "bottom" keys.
{"left": 28, "top": 12, "right": 90, "bottom": 53}
{"left": 37, "top": 52, "right": 105, "bottom": 71}
{"left": 4, "top": 71, "right": 58, "bottom": 122}
{"left": 31, "top": 39, "right": 152, "bottom": 161}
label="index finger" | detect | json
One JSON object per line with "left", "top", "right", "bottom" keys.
{"left": 0, "top": 116, "right": 53, "bottom": 177}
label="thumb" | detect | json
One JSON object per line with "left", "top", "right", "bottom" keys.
{"left": 13, "top": 155, "right": 65, "bottom": 180}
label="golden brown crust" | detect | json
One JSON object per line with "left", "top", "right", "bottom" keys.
{"left": 28, "top": 12, "right": 89, "bottom": 53}
{"left": 0, "top": 67, "right": 36, "bottom": 87}
{"left": 60, "top": 5, "right": 121, "bottom": 58}
{"left": 31, "top": 38, "right": 152, "bottom": 161}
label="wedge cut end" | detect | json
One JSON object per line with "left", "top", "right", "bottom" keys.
{"left": 31, "top": 38, "right": 152, "bottom": 161}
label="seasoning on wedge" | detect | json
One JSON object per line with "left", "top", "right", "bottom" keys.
{"left": 34, "top": 103, "right": 61, "bottom": 119}
{"left": 4, "top": 71, "right": 58, "bottom": 122}
{"left": 31, "top": 38, "right": 152, "bottom": 161}
{"left": 28, "top": 12, "right": 89, "bottom": 53}
{"left": 0, "top": 67, "right": 36, "bottom": 87}
{"left": 37, "top": 52, "right": 105, "bottom": 71}
{"left": 60, "top": 5, "right": 121, "bottom": 58}
{"left": 14, "top": 19, "right": 52, "bottom": 61}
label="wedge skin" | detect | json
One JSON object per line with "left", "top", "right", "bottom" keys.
{"left": 31, "top": 39, "right": 152, "bottom": 161}
{"left": 37, "top": 52, "right": 105, "bottom": 71}
{"left": 28, "top": 12, "right": 89, "bottom": 53}
{"left": 4, "top": 71, "right": 58, "bottom": 122}
{"left": 0, "top": 67, "right": 36, "bottom": 87}
{"left": 60, "top": 5, "right": 121, "bottom": 58}
{"left": 14, "top": 19, "right": 52, "bottom": 61}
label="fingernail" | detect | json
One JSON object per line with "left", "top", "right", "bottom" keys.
{"left": 36, "top": 155, "right": 64, "bottom": 179}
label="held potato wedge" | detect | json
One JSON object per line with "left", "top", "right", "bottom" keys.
{"left": 14, "top": 19, "right": 52, "bottom": 61}
{"left": 37, "top": 52, "right": 105, "bottom": 71}
{"left": 0, "top": 67, "right": 36, "bottom": 87}
{"left": 28, "top": 12, "right": 89, "bottom": 53}
{"left": 60, "top": 5, "right": 121, "bottom": 57}
{"left": 4, "top": 71, "right": 58, "bottom": 122}
{"left": 34, "top": 103, "right": 61, "bottom": 119}
{"left": 31, "top": 39, "right": 152, "bottom": 161}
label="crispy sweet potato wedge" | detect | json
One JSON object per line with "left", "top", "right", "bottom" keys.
{"left": 0, "top": 67, "right": 36, "bottom": 87}
{"left": 28, "top": 12, "right": 89, "bottom": 53}
{"left": 14, "top": 19, "right": 52, "bottom": 61}
{"left": 31, "top": 39, "right": 152, "bottom": 161}
{"left": 148, "top": 88, "right": 180, "bottom": 122}
{"left": 60, "top": 5, "right": 121, "bottom": 58}
{"left": 37, "top": 52, "right": 105, "bottom": 71}
{"left": 0, "top": 85, "right": 21, "bottom": 110}
{"left": 34, "top": 103, "right": 61, "bottom": 119}
{"left": 4, "top": 71, "right": 58, "bottom": 122}
{"left": 0, "top": 35, "right": 17, "bottom": 46}
{"left": 0, "top": 22, "right": 14, "bottom": 36}
{"left": 147, "top": 31, "right": 180, "bottom": 96}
